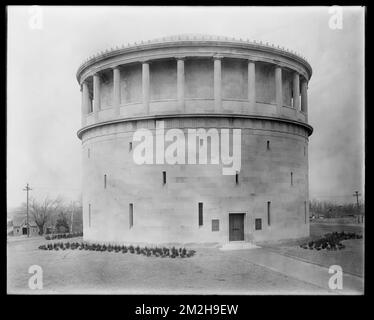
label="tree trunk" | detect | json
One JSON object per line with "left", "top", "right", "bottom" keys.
{"left": 38, "top": 224, "right": 44, "bottom": 235}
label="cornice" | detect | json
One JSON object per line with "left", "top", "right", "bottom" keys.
{"left": 76, "top": 34, "right": 312, "bottom": 84}
{"left": 77, "top": 113, "right": 313, "bottom": 140}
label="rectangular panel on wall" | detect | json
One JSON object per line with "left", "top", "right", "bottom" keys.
{"left": 222, "top": 58, "right": 248, "bottom": 100}
{"left": 185, "top": 59, "right": 214, "bottom": 99}
{"left": 255, "top": 218, "right": 262, "bottom": 230}
{"left": 212, "top": 219, "right": 219, "bottom": 231}
{"left": 282, "top": 69, "right": 292, "bottom": 107}
{"left": 121, "top": 64, "right": 142, "bottom": 103}
{"left": 150, "top": 60, "right": 177, "bottom": 100}
{"left": 255, "top": 62, "right": 276, "bottom": 104}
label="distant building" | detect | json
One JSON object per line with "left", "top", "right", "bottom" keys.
{"left": 12, "top": 218, "right": 39, "bottom": 236}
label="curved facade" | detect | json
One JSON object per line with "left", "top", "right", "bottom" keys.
{"left": 77, "top": 34, "right": 313, "bottom": 244}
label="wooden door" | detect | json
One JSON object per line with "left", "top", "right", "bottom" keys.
{"left": 229, "top": 213, "right": 244, "bottom": 241}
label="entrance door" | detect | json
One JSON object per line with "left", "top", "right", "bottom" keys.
{"left": 22, "top": 227, "right": 27, "bottom": 235}
{"left": 229, "top": 213, "right": 245, "bottom": 241}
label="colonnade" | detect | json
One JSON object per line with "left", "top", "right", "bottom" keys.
{"left": 81, "top": 56, "right": 308, "bottom": 122}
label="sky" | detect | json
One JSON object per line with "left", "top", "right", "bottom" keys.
{"left": 7, "top": 6, "right": 365, "bottom": 210}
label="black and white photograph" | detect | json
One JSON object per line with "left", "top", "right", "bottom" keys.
{"left": 7, "top": 6, "right": 365, "bottom": 298}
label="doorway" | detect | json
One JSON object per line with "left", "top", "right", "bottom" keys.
{"left": 229, "top": 213, "right": 245, "bottom": 241}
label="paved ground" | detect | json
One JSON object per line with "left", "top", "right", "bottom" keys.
{"left": 7, "top": 223, "right": 364, "bottom": 295}
{"left": 260, "top": 223, "right": 364, "bottom": 278}
{"left": 229, "top": 248, "right": 363, "bottom": 294}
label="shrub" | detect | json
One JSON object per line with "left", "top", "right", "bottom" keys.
{"left": 38, "top": 242, "right": 197, "bottom": 259}
{"left": 300, "top": 231, "right": 362, "bottom": 251}
{"left": 44, "top": 232, "right": 83, "bottom": 241}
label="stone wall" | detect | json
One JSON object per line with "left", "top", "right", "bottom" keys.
{"left": 120, "top": 64, "right": 142, "bottom": 104}
{"left": 81, "top": 117, "right": 310, "bottom": 244}
{"left": 150, "top": 60, "right": 177, "bottom": 100}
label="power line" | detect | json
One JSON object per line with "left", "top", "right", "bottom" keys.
{"left": 31, "top": 185, "right": 81, "bottom": 190}
{"left": 311, "top": 195, "right": 354, "bottom": 198}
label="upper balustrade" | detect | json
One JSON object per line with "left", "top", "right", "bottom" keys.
{"left": 77, "top": 34, "right": 312, "bottom": 136}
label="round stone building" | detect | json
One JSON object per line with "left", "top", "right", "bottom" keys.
{"left": 77, "top": 34, "right": 313, "bottom": 244}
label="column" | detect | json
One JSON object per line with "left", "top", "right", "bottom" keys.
{"left": 142, "top": 61, "right": 150, "bottom": 114}
{"left": 113, "top": 67, "right": 121, "bottom": 117}
{"left": 301, "top": 79, "right": 308, "bottom": 121}
{"left": 81, "top": 81, "right": 90, "bottom": 126}
{"left": 80, "top": 84, "right": 85, "bottom": 126}
{"left": 93, "top": 73, "right": 101, "bottom": 121}
{"left": 293, "top": 72, "right": 300, "bottom": 112}
{"left": 214, "top": 55, "right": 223, "bottom": 113}
{"left": 248, "top": 60, "right": 256, "bottom": 110}
{"left": 177, "top": 57, "right": 185, "bottom": 112}
{"left": 275, "top": 66, "right": 283, "bottom": 115}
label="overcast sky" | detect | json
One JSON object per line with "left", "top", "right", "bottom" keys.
{"left": 7, "top": 6, "right": 365, "bottom": 209}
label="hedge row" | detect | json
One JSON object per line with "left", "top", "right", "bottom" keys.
{"left": 45, "top": 232, "right": 83, "bottom": 240}
{"left": 300, "top": 231, "right": 363, "bottom": 251}
{"left": 38, "top": 242, "right": 196, "bottom": 258}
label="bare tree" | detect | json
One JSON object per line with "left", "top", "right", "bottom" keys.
{"left": 55, "top": 211, "right": 70, "bottom": 233}
{"left": 29, "top": 197, "right": 62, "bottom": 235}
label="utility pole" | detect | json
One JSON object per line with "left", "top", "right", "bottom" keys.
{"left": 23, "top": 183, "right": 32, "bottom": 237}
{"left": 70, "top": 201, "right": 74, "bottom": 234}
{"left": 353, "top": 191, "right": 362, "bottom": 223}
{"left": 353, "top": 191, "right": 361, "bottom": 209}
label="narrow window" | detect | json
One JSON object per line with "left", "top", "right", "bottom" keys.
{"left": 291, "top": 172, "right": 293, "bottom": 186}
{"left": 235, "top": 171, "right": 239, "bottom": 184}
{"left": 267, "top": 140, "right": 270, "bottom": 150}
{"left": 129, "top": 142, "right": 133, "bottom": 152}
{"left": 212, "top": 219, "right": 219, "bottom": 232}
{"left": 304, "top": 146, "right": 306, "bottom": 156}
{"left": 163, "top": 171, "right": 166, "bottom": 184}
{"left": 255, "top": 218, "right": 262, "bottom": 230}
{"left": 129, "top": 203, "right": 133, "bottom": 228}
{"left": 198, "top": 202, "right": 203, "bottom": 226}
{"left": 267, "top": 201, "right": 271, "bottom": 226}
{"left": 88, "top": 204, "right": 91, "bottom": 227}
{"left": 88, "top": 148, "right": 90, "bottom": 158}
{"left": 304, "top": 201, "right": 307, "bottom": 224}
{"left": 104, "top": 174, "right": 107, "bottom": 188}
